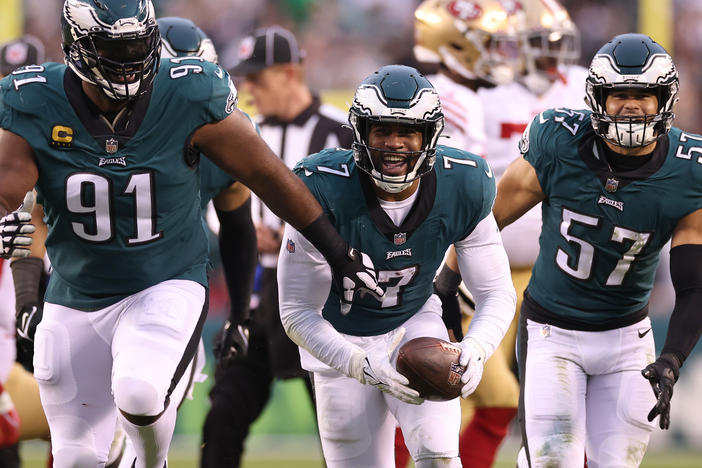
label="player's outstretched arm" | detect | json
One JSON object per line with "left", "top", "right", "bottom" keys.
{"left": 493, "top": 157, "right": 545, "bottom": 231}
{"left": 193, "top": 111, "right": 384, "bottom": 304}
{"left": 643, "top": 208, "right": 702, "bottom": 429}
{"left": 193, "top": 110, "right": 322, "bottom": 230}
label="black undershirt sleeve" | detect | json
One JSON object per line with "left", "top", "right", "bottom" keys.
{"left": 217, "top": 197, "right": 257, "bottom": 324}
{"left": 660, "top": 244, "right": 702, "bottom": 366}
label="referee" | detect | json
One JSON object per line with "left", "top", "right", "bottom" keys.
{"left": 201, "top": 25, "right": 352, "bottom": 467}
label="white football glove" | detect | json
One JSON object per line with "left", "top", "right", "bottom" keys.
{"left": 458, "top": 336, "right": 486, "bottom": 398}
{"left": 358, "top": 327, "right": 423, "bottom": 405}
{"left": 338, "top": 248, "right": 384, "bottom": 315}
{"left": 0, "top": 192, "right": 36, "bottom": 259}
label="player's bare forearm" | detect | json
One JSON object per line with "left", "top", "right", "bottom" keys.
{"left": 193, "top": 111, "right": 322, "bottom": 229}
{"left": 493, "top": 157, "right": 544, "bottom": 230}
{"left": 0, "top": 129, "right": 39, "bottom": 216}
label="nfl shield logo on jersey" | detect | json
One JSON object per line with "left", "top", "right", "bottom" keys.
{"left": 605, "top": 177, "right": 619, "bottom": 192}
{"left": 286, "top": 239, "right": 296, "bottom": 253}
{"left": 394, "top": 232, "right": 407, "bottom": 245}
{"left": 105, "top": 138, "right": 119, "bottom": 154}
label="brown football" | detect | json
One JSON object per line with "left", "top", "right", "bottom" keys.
{"left": 396, "top": 337, "right": 465, "bottom": 401}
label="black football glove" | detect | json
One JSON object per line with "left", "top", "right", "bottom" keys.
{"left": 434, "top": 283, "right": 463, "bottom": 342}
{"left": 641, "top": 353, "right": 681, "bottom": 430}
{"left": 213, "top": 319, "right": 250, "bottom": 367}
{"left": 16, "top": 303, "right": 43, "bottom": 353}
{"left": 331, "top": 247, "right": 384, "bottom": 315}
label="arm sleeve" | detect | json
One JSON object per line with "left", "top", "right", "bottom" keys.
{"left": 454, "top": 213, "right": 516, "bottom": 358}
{"left": 277, "top": 224, "right": 366, "bottom": 381}
{"left": 660, "top": 244, "right": 702, "bottom": 365}
{"left": 216, "top": 197, "right": 257, "bottom": 323}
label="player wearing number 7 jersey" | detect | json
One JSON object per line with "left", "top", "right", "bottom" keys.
{"left": 497, "top": 33, "right": 702, "bottom": 468}
{"left": 278, "top": 65, "right": 516, "bottom": 467}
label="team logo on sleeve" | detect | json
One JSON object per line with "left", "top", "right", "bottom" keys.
{"left": 50, "top": 125, "right": 74, "bottom": 149}
{"left": 225, "top": 76, "right": 238, "bottom": 114}
{"left": 518, "top": 118, "right": 533, "bottom": 155}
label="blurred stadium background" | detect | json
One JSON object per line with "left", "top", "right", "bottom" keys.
{"left": 2, "top": 0, "right": 702, "bottom": 466}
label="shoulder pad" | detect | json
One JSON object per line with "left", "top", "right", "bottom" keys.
{"left": 294, "top": 148, "right": 355, "bottom": 176}
{"left": 157, "top": 58, "right": 236, "bottom": 104}
{"left": 0, "top": 63, "right": 63, "bottom": 116}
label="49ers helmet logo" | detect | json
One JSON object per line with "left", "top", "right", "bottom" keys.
{"left": 447, "top": 0, "right": 483, "bottom": 21}
{"left": 497, "top": 0, "right": 523, "bottom": 15}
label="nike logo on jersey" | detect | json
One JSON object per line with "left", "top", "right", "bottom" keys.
{"left": 597, "top": 195, "right": 623, "bottom": 212}
{"left": 638, "top": 328, "right": 652, "bottom": 338}
{"left": 539, "top": 112, "right": 549, "bottom": 124}
{"left": 484, "top": 165, "right": 493, "bottom": 178}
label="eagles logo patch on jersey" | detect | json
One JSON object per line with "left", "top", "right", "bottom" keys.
{"left": 519, "top": 117, "right": 533, "bottom": 155}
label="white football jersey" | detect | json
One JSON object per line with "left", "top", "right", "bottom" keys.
{"left": 428, "top": 73, "right": 487, "bottom": 156}
{"left": 478, "top": 65, "right": 589, "bottom": 267}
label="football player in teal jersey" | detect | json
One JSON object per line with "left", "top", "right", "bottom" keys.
{"left": 277, "top": 64, "right": 516, "bottom": 468}
{"left": 494, "top": 34, "right": 702, "bottom": 467}
{"left": 0, "top": 1, "right": 383, "bottom": 467}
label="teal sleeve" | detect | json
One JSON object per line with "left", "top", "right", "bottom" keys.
{"left": 521, "top": 110, "right": 555, "bottom": 196}
{"left": 205, "top": 64, "right": 238, "bottom": 123}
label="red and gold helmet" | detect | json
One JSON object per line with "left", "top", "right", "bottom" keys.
{"left": 414, "top": 0, "right": 525, "bottom": 85}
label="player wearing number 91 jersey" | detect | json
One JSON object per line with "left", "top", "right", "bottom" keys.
{"left": 496, "top": 34, "right": 702, "bottom": 468}
{"left": 0, "top": 59, "right": 234, "bottom": 309}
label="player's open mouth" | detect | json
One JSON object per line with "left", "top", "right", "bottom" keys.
{"left": 382, "top": 155, "right": 408, "bottom": 176}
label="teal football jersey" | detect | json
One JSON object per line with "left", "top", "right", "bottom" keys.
{"left": 0, "top": 59, "right": 237, "bottom": 310}
{"left": 294, "top": 145, "right": 496, "bottom": 336}
{"left": 522, "top": 108, "right": 702, "bottom": 328}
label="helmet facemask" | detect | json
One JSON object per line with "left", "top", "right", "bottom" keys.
{"left": 522, "top": 29, "right": 580, "bottom": 94}
{"left": 350, "top": 114, "right": 443, "bottom": 193}
{"left": 62, "top": 0, "right": 161, "bottom": 101}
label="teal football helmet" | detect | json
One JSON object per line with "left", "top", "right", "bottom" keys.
{"left": 586, "top": 33, "right": 678, "bottom": 148}
{"left": 349, "top": 65, "right": 444, "bottom": 193}
{"left": 158, "top": 17, "right": 218, "bottom": 64}
{"left": 61, "top": 0, "right": 161, "bottom": 101}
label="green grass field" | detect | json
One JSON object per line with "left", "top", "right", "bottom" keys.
{"left": 17, "top": 438, "right": 702, "bottom": 467}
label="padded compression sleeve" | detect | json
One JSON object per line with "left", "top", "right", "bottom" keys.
{"left": 661, "top": 244, "right": 702, "bottom": 365}
{"left": 217, "top": 198, "right": 257, "bottom": 323}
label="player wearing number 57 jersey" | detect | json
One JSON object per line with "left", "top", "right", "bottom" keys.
{"left": 278, "top": 65, "right": 515, "bottom": 468}
{"left": 496, "top": 34, "right": 702, "bottom": 468}
{"left": 0, "top": 1, "right": 383, "bottom": 466}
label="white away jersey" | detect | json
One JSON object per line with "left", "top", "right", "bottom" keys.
{"left": 477, "top": 65, "right": 589, "bottom": 267}
{"left": 428, "top": 73, "right": 486, "bottom": 156}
